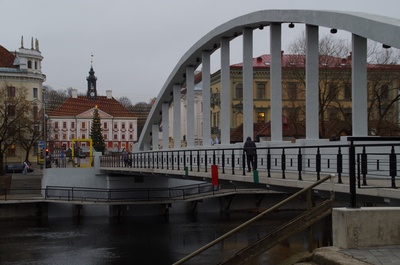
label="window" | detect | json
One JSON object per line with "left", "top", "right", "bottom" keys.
{"left": 55, "top": 134, "right": 59, "bottom": 140}
{"left": 122, "top": 122, "right": 125, "bottom": 130}
{"left": 71, "top": 122, "right": 75, "bottom": 129}
{"left": 344, "top": 84, "right": 351, "bottom": 100}
{"left": 114, "top": 134, "right": 118, "bottom": 140}
{"left": 63, "top": 122, "right": 67, "bottom": 129}
{"left": 62, "top": 134, "right": 67, "bottom": 140}
{"left": 328, "top": 108, "right": 338, "bottom": 121}
{"left": 287, "top": 108, "right": 298, "bottom": 122}
{"left": 81, "top": 122, "right": 86, "bottom": 129}
{"left": 328, "top": 84, "right": 338, "bottom": 100}
{"left": 129, "top": 134, "right": 133, "bottom": 140}
{"left": 114, "top": 122, "right": 118, "bottom": 129}
{"left": 257, "top": 112, "right": 265, "bottom": 123}
{"left": 34, "top": 61, "right": 38, "bottom": 70}
{"left": 82, "top": 134, "right": 86, "bottom": 139}
{"left": 122, "top": 134, "right": 125, "bottom": 140}
{"left": 103, "top": 134, "right": 107, "bottom": 140}
{"left": 32, "top": 105, "right": 38, "bottom": 119}
{"left": 33, "top": 88, "right": 38, "bottom": 98}
{"left": 71, "top": 134, "right": 75, "bottom": 139}
{"left": 104, "top": 122, "right": 108, "bottom": 129}
{"left": 287, "top": 82, "right": 297, "bottom": 99}
{"left": 129, "top": 122, "right": 133, "bottom": 129}
{"left": 7, "top": 86, "right": 15, "bottom": 97}
{"left": 7, "top": 105, "right": 15, "bottom": 116}
{"left": 256, "top": 83, "right": 266, "bottom": 99}
{"left": 235, "top": 83, "right": 243, "bottom": 99}
{"left": 28, "top": 60, "right": 32, "bottom": 69}
{"left": 380, "top": 85, "right": 389, "bottom": 100}
{"left": 236, "top": 112, "right": 243, "bottom": 126}
{"left": 55, "top": 122, "right": 59, "bottom": 129}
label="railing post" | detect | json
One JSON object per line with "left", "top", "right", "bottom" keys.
{"left": 390, "top": 145, "right": 397, "bottom": 188}
{"left": 361, "top": 146, "right": 368, "bottom": 186}
{"left": 267, "top": 149, "right": 271, "bottom": 178}
{"left": 298, "top": 148, "right": 302, "bottom": 181}
{"left": 281, "top": 149, "right": 286, "bottom": 179}
{"left": 316, "top": 148, "right": 321, "bottom": 181}
{"left": 349, "top": 139, "right": 358, "bottom": 208}
{"left": 190, "top": 150, "right": 193, "bottom": 172}
{"left": 242, "top": 150, "right": 246, "bottom": 176}
{"left": 231, "top": 149, "right": 235, "bottom": 175}
{"left": 222, "top": 150, "right": 225, "bottom": 174}
{"left": 337, "top": 147, "right": 343, "bottom": 184}
{"left": 204, "top": 150, "right": 208, "bottom": 173}
{"left": 197, "top": 150, "right": 200, "bottom": 172}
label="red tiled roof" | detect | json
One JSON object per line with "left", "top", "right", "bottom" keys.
{"left": 0, "top": 45, "right": 17, "bottom": 68}
{"left": 230, "top": 53, "right": 400, "bottom": 70}
{"left": 48, "top": 95, "right": 136, "bottom": 118}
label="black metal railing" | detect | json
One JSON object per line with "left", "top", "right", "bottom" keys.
{"left": 100, "top": 137, "right": 400, "bottom": 208}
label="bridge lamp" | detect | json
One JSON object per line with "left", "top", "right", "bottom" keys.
{"left": 288, "top": 23, "right": 295, "bottom": 28}
{"left": 382, "top": 44, "right": 391, "bottom": 49}
{"left": 330, "top": 28, "right": 338, "bottom": 34}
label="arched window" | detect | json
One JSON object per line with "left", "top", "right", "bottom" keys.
{"left": 236, "top": 112, "right": 243, "bottom": 127}
{"left": 27, "top": 60, "right": 32, "bottom": 69}
{"left": 235, "top": 83, "right": 243, "bottom": 99}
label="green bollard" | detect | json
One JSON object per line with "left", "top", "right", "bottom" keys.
{"left": 253, "top": 170, "right": 259, "bottom": 184}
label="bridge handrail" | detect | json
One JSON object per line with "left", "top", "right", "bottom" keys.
{"left": 172, "top": 174, "right": 334, "bottom": 265}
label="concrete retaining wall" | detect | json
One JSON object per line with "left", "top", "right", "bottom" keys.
{"left": 333, "top": 207, "right": 400, "bottom": 248}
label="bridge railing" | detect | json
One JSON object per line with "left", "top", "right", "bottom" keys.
{"left": 101, "top": 140, "right": 400, "bottom": 185}
{"left": 43, "top": 182, "right": 222, "bottom": 203}
{"left": 100, "top": 137, "right": 400, "bottom": 206}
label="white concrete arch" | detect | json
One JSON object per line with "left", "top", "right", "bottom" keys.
{"left": 137, "top": 9, "right": 400, "bottom": 151}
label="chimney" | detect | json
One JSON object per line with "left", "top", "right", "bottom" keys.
{"left": 106, "top": 90, "right": 112, "bottom": 99}
{"left": 72, "top": 89, "right": 78, "bottom": 98}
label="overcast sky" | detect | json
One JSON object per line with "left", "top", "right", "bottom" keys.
{"left": 2, "top": 0, "right": 400, "bottom": 104}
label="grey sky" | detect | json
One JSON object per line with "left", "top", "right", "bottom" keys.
{"left": 2, "top": 0, "right": 400, "bottom": 104}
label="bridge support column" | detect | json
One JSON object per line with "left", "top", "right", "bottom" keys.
{"left": 202, "top": 50, "right": 212, "bottom": 147}
{"left": 173, "top": 84, "right": 182, "bottom": 149}
{"left": 270, "top": 23, "right": 283, "bottom": 141}
{"left": 186, "top": 66, "right": 195, "bottom": 148}
{"left": 162, "top": 102, "right": 170, "bottom": 149}
{"left": 220, "top": 37, "right": 230, "bottom": 145}
{"left": 243, "top": 27, "right": 254, "bottom": 142}
{"left": 352, "top": 34, "right": 368, "bottom": 136}
{"left": 306, "top": 24, "right": 319, "bottom": 139}
{"left": 152, "top": 123, "right": 159, "bottom": 150}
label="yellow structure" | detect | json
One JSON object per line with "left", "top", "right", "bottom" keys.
{"left": 210, "top": 54, "right": 400, "bottom": 140}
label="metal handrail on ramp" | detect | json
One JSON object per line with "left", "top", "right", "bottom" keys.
{"left": 172, "top": 175, "right": 334, "bottom": 265}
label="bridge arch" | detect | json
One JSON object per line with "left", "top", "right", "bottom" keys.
{"left": 137, "top": 9, "right": 400, "bottom": 151}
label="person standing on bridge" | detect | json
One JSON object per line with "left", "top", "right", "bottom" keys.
{"left": 244, "top": 136, "right": 256, "bottom": 172}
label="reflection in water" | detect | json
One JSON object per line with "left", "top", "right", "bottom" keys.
{"left": 0, "top": 212, "right": 331, "bottom": 265}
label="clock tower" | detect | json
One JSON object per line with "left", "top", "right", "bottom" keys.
{"left": 86, "top": 64, "right": 97, "bottom": 100}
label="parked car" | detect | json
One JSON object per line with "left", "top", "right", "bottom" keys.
{"left": 5, "top": 163, "right": 34, "bottom": 173}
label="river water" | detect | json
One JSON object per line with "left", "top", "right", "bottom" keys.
{"left": 0, "top": 211, "right": 331, "bottom": 265}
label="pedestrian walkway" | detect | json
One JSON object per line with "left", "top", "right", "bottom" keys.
{"left": 340, "top": 245, "right": 400, "bottom": 265}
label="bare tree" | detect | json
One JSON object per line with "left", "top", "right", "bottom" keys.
{"left": 0, "top": 83, "right": 33, "bottom": 174}
{"left": 285, "top": 33, "right": 400, "bottom": 138}
{"left": 118, "top": 96, "right": 133, "bottom": 108}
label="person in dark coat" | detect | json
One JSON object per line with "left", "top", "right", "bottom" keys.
{"left": 244, "top": 136, "right": 256, "bottom": 172}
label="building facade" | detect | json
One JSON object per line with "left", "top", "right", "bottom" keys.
{"left": 210, "top": 53, "right": 400, "bottom": 141}
{"left": 47, "top": 66, "right": 137, "bottom": 153}
{"left": 0, "top": 37, "right": 46, "bottom": 163}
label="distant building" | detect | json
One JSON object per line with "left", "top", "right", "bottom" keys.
{"left": 47, "top": 65, "right": 137, "bottom": 152}
{"left": 0, "top": 36, "right": 46, "bottom": 163}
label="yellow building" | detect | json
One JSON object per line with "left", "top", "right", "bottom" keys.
{"left": 0, "top": 37, "right": 46, "bottom": 164}
{"left": 210, "top": 53, "right": 400, "bottom": 141}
